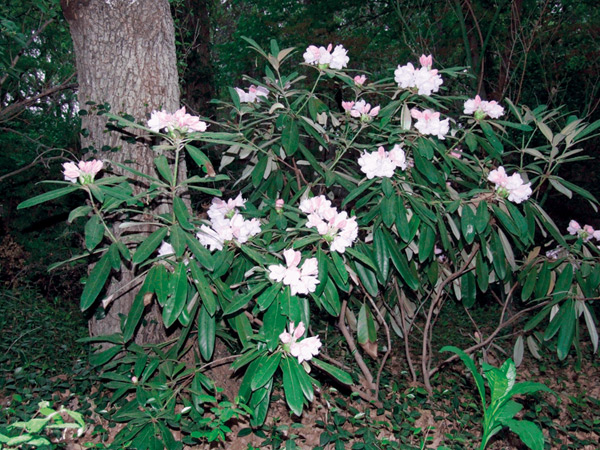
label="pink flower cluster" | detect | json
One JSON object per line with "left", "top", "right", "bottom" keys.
{"left": 234, "top": 85, "right": 268, "bottom": 103}
{"left": 268, "top": 249, "right": 319, "bottom": 296}
{"left": 303, "top": 44, "right": 349, "bottom": 70}
{"left": 147, "top": 107, "right": 208, "bottom": 134}
{"left": 487, "top": 166, "right": 532, "bottom": 204}
{"left": 394, "top": 54, "right": 443, "bottom": 96}
{"left": 62, "top": 159, "right": 103, "bottom": 184}
{"left": 567, "top": 220, "right": 600, "bottom": 242}
{"left": 196, "top": 194, "right": 261, "bottom": 251}
{"left": 464, "top": 95, "right": 504, "bottom": 119}
{"left": 299, "top": 195, "right": 358, "bottom": 253}
{"left": 357, "top": 144, "right": 407, "bottom": 179}
{"left": 354, "top": 75, "right": 367, "bottom": 86}
{"left": 348, "top": 99, "right": 380, "bottom": 122}
{"left": 410, "top": 108, "right": 450, "bottom": 140}
{"left": 279, "top": 322, "right": 322, "bottom": 364}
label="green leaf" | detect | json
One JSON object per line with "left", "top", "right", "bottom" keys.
{"left": 282, "top": 116, "right": 299, "bottom": 155}
{"left": 80, "top": 252, "right": 112, "bottom": 311}
{"left": 461, "top": 205, "right": 477, "bottom": 245}
{"left": 480, "top": 121, "right": 504, "bottom": 154}
{"left": 17, "top": 185, "right": 79, "bottom": 209}
{"left": 90, "top": 345, "right": 121, "bottom": 366}
{"left": 413, "top": 150, "right": 439, "bottom": 184}
{"left": 418, "top": 224, "right": 436, "bottom": 262}
{"left": 354, "top": 260, "right": 379, "bottom": 297}
{"left": 380, "top": 195, "right": 396, "bottom": 227}
{"left": 383, "top": 231, "right": 419, "bottom": 290}
{"left": 508, "top": 381, "right": 554, "bottom": 397}
{"left": 185, "top": 233, "right": 214, "bottom": 270}
{"left": 223, "top": 282, "right": 268, "bottom": 316}
{"left": 475, "top": 201, "right": 490, "bottom": 234}
{"left": 132, "top": 227, "right": 168, "bottom": 265}
{"left": 189, "top": 262, "right": 217, "bottom": 315}
{"left": 147, "top": 264, "right": 170, "bottom": 306}
{"left": 122, "top": 279, "right": 150, "bottom": 342}
{"left": 345, "top": 246, "right": 377, "bottom": 271}
{"left": 85, "top": 215, "right": 104, "bottom": 251}
{"left": 357, "top": 303, "right": 377, "bottom": 345}
{"left": 68, "top": 205, "right": 92, "bottom": 223}
{"left": 251, "top": 353, "right": 282, "bottom": 391}
{"left": 281, "top": 357, "right": 304, "bottom": 416}
{"left": 461, "top": 272, "right": 476, "bottom": 308}
{"left": 556, "top": 300, "right": 576, "bottom": 360}
{"left": 500, "top": 419, "right": 545, "bottom": 450}
{"left": 553, "top": 266, "right": 573, "bottom": 301}
{"left": 373, "top": 228, "right": 390, "bottom": 281}
{"left": 252, "top": 155, "right": 268, "bottom": 187}
{"left": 311, "top": 358, "right": 352, "bottom": 385}
{"left": 107, "top": 243, "right": 121, "bottom": 270}
{"left": 342, "top": 179, "right": 375, "bottom": 207}
{"left": 173, "top": 196, "right": 194, "bottom": 230}
{"left": 198, "top": 304, "right": 215, "bottom": 360}
{"left": 496, "top": 400, "right": 524, "bottom": 422}
{"left": 170, "top": 224, "right": 186, "bottom": 258}
{"left": 440, "top": 346, "right": 486, "bottom": 407}
{"left": 186, "top": 144, "right": 216, "bottom": 174}
{"left": 162, "top": 263, "right": 188, "bottom": 328}
{"left": 154, "top": 154, "right": 173, "bottom": 184}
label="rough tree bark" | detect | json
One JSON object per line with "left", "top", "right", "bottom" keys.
{"left": 61, "top": 0, "right": 181, "bottom": 341}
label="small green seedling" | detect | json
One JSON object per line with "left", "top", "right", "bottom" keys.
{"left": 441, "top": 346, "right": 554, "bottom": 450}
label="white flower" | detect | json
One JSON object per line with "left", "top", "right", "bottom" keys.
{"left": 464, "top": 95, "right": 505, "bottom": 119}
{"left": 268, "top": 249, "right": 319, "bottom": 296}
{"left": 279, "top": 322, "right": 322, "bottom": 364}
{"left": 410, "top": 108, "right": 449, "bottom": 140}
{"left": 303, "top": 43, "right": 349, "bottom": 70}
{"left": 300, "top": 195, "right": 358, "bottom": 253}
{"left": 358, "top": 145, "right": 406, "bottom": 179}
{"left": 235, "top": 85, "right": 268, "bottom": 103}
{"left": 395, "top": 55, "right": 443, "bottom": 96}
{"left": 488, "top": 166, "right": 532, "bottom": 204}
{"left": 350, "top": 99, "right": 380, "bottom": 122}
{"left": 567, "top": 220, "right": 581, "bottom": 235}
{"left": 329, "top": 45, "right": 349, "bottom": 70}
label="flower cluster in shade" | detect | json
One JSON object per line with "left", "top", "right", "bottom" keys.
{"left": 354, "top": 75, "right": 367, "bottom": 86}
{"left": 268, "top": 249, "right": 319, "bottom": 296}
{"left": 147, "top": 107, "right": 208, "bottom": 134}
{"left": 196, "top": 194, "right": 261, "bottom": 251}
{"left": 394, "top": 54, "right": 443, "bottom": 96}
{"left": 63, "top": 160, "right": 103, "bottom": 184}
{"left": 342, "top": 99, "right": 380, "bottom": 122}
{"left": 299, "top": 195, "right": 358, "bottom": 253}
{"left": 567, "top": 220, "right": 600, "bottom": 242}
{"left": 358, "top": 144, "right": 407, "bottom": 179}
{"left": 487, "top": 166, "right": 532, "bottom": 204}
{"left": 464, "top": 95, "right": 505, "bottom": 119}
{"left": 303, "top": 44, "right": 349, "bottom": 70}
{"left": 279, "top": 322, "right": 322, "bottom": 364}
{"left": 234, "top": 85, "right": 268, "bottom": 103}
{"left": 410, "top": 108, "right": 450, "bottom": 140}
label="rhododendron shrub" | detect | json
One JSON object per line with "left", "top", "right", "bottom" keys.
{"left": 19, "top": 37, "right": 600, "bottom": 431}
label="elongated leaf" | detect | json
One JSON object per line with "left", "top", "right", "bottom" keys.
{"left": 281, "top": 357, "right": 304, "bottom": 416}
{"left": 500, "top": 419, "right": 544, "bottom": 450}
{"left": 18, "top": 185, "right": 78, "bottom": 209}
{"left": 80, "top": 252, "right": 112, "bottom": 311}
{"left": 355, "top": 260, "right": 379, "bottom": 297}
{"left": 173, "top": 196, "right": 193, "bottom": 230}
{"left": 185, "top": 144, "right": 215, "bottom": 175}
{"left": 383, "top": 231, "right": 419, "bottom": 290}
{"left": 185, "top": 233, "right": 214, "bottom": 270}
{"left": 122, "top": 280, "right": 150, "bottom": 342}
{"left": 85, "top": 215, "right": 104, "bottom": 251}
{"left": 461, "top": 272, "right": 476, "bottom": 308}
{"left": 282, "top": 116, "right": 299, "bottom": 155}
{"left": 556, "top": 300, "right": 576, "bottom": 360}
{"left": 251, "top": 353, "right": 282, "bottom": 391}
{"left": 133, "top": 227, "right": 168, "bottom": 264}
{"left": 154, "top": 154, "right": 173, "bottom": 184}
{"left": 170, "top": 224, "right": 186, "bottom": 258}
{"left": 311, "top": 358, "right": 352, "bottom": 385}
{"left": 223, "top": 282, "right": 268, "bottom": 316}
{"left": 189, "top": 262, "right": 217, "bottom": 315}
{"left": 198, "top": 304, "right": 215, "bottom": 360}
{"left": 162, "top": 263, "right": 188, "bottom": 328}
{"left": 373, "top": 228, "right": 390, "bottom": 281}
{"left": 440, "top": 346, "right": 486, "bottom": 407}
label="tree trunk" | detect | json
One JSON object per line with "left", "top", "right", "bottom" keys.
{"left": 61, "top": 0, "right": 181, "bottom": 341}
